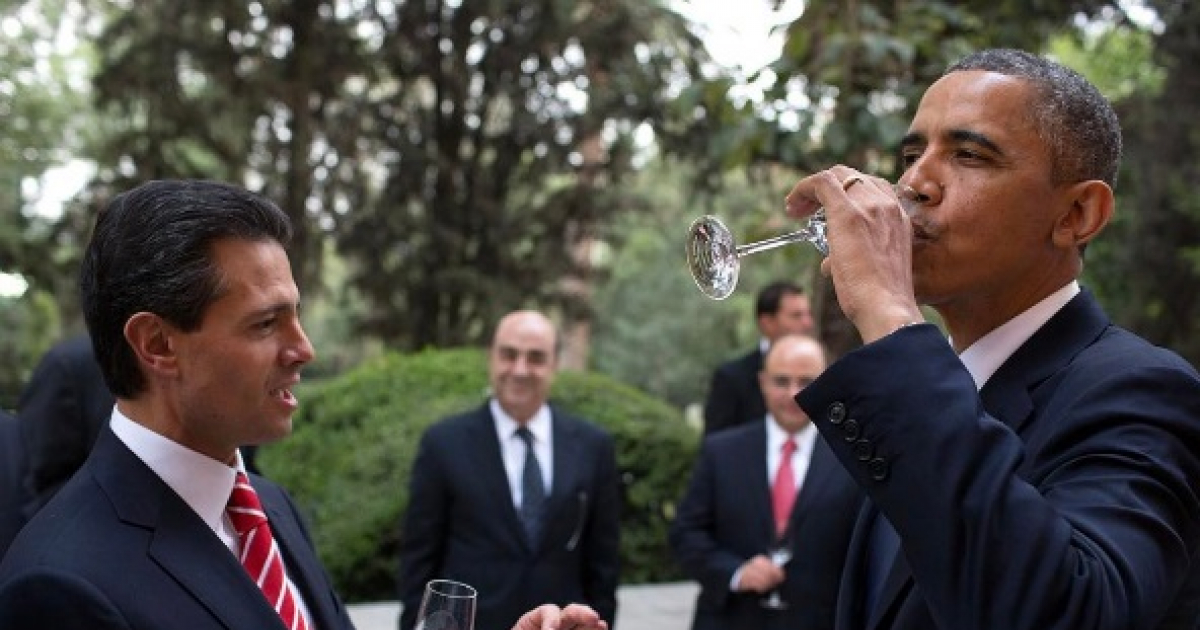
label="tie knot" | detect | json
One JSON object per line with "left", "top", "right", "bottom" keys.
{"left": 226, "top": 471, "right": 267, "bottom": 536}
{"left": 782, "top": 438, "right": 797, "bottom": 457}
{"left": 515, "top": 426, "right": 535, "bottom": 447}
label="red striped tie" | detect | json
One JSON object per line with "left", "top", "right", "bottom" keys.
{"left": 226, "top": 472, "right": 310, "bottom": 630}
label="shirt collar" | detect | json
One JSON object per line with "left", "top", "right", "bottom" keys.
{"left": 490, "top": 398, "right": 552, "bottom": 443}
{"left": 958, "top": 281, "right": 1080, "bottom": 390}
{"left": 765, "top": 415, "right": 817, "bottom": 457}
{"left": 110, "top": 408, "right": 243, "bottom": 536}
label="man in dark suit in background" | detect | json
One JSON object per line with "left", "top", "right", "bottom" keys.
{"left": 672, "top": 334, "right": 861, "bottom": 630}
{"left": 784, "top": 48, "right": 1200, "bottom": 630}
{"left": 399, "top": 310, "right": 621, "bottom": 630}
{"left": 0, "top": 410, "right": 24, "bottom": 557}
{"left": 703, "top": 281, "right": 814, "bottom": 435}
{"left": 16, "top": 333, "right": 114, "bottom": 520}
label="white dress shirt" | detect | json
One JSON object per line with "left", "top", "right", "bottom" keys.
{"left": 958, "top": 281, "right": 1080, "bottom": 389}
{"left": 765, "top": 416, "right": 818, "bottom": 490}
{"left": 491, "top": 399, "right": 553, "bottom": 509}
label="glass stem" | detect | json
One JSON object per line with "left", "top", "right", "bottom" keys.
{"left": 735, "top": 226, "right": 818, "bottom": 258}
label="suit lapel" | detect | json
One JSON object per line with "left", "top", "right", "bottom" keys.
{"left": 91, "top": 431, "right": 282, "bottom": 630}
{"left": 866, "top": 507, "right": 912, "bottom": 630}
{"left": 149, "top": 501, "right": 284, "bottom": 630}
{"left": 540, "top": 410, "right": 584, "bottom": 553}
{"left": 788, "top": 437, "right": 835, "bottom": 535}
{"left": 263, "top": 489, "right": 343, "bottom": 630}
{"left": 744, "top": 424, "right": 776, "bottom": 542}
{"left": 980, "top": 291, "right": 1108, "bottom": 431}
{"left": 472, "top": 405, "right": 533, "bottom": 552}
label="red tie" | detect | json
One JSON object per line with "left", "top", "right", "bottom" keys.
{"left": 226, "top": 472, "right": 310, "bottom": 630}
{"left": 771, "top": 438, "right": 798, "bottom": 536}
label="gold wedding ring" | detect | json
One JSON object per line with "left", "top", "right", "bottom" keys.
{"left": 841, "top": 175, "right": 865, "bottom": 191}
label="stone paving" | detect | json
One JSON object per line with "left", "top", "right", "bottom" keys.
{"left": 347, "top": 581, "right": 699, "bottom": 630}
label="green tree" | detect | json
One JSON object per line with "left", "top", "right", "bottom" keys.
{"left": 0, "top": 0, "right": 91, "bottom": 307}
{"left": 590, "top": 158, "right": 821, "bottom": 409}
{"left": 67, "top": 0, "right": 721, "bottom": 369}
{"left": 1081, "top": 1, "right": 1200, "bottom": 366}
{"left": 330, "top": 0, "right": 710, "bottom": 355}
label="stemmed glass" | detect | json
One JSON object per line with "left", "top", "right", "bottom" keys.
{"left": 415, "top": 579, "right": 477, "bottom": 630}
{"left": 685, "top": 185, "right": 916, "bottom": 300}
{"left": 760, "top": 542, "right": 794, "bottom": 610}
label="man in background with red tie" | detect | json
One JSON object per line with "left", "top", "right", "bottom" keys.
{"left": 0, "top": 180, "right": 606, "bottom": 630}
{"left": 671, "top": 334, "right": 862, "bottom": 630}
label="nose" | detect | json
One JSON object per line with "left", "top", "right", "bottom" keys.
{"left": 512, "top": 355, "right": 531, "bottom": 376}
{"left": 900, "top": 158, "right": 942, "bottom": 206}
{"left": 283, "top": 320, "right": 316, "bottom": 366}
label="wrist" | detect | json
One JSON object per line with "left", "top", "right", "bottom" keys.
{"left": 858, "top": 310, "right": 925, "bottom": 344}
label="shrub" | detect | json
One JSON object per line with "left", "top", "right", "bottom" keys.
{"left": 259, "top": 347, "right": 698, "bottom": 602}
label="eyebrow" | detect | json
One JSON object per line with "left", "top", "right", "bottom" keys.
{"left": 245, "top": 301, "right": 300, "bottom": 321}
{"left": 900, "top": 128, "right": 1005, "bottom": 156}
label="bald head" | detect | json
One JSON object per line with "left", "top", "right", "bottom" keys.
{"left": 759, "top": 335, "right": 827, "bottom": 433}
{"left": 489, "top": 311, "right": 559, "bottom": 423}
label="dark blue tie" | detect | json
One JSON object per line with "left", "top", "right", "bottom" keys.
{"left": 516, "top": 427, "right": 546, "bottom": 544}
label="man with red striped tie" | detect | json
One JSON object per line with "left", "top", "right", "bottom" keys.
{"left": 0, "top": 179, "right": 606, "bottom": 630}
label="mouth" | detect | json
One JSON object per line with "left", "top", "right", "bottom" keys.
{"left": 270, "top": 378, "right": 300, "bottom": 407}
{"left": 911, "top": 221, "right": 934, "bottom": 246}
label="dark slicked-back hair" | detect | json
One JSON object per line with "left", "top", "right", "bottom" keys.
{"left": 755, "top": 281, "right": 804, "bottom": 318}
{"left": 80, "top": 179, "right": 293, "bottom": 398}
{"left": 947, "top": 48, "right": 1122, "bottom": 187}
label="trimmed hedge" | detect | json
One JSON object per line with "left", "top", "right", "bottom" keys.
{"left": 258, "top": 347, "right": 698, "bottom": 602}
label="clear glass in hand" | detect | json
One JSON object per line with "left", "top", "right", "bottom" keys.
{"left": 685, "top": 212, "right": 827, "bottom": 301}
{"left": 686, "top": 185, "right": 916, "bottom": 300}
{"left": 760, "top": 543, "right": 793, "bottom": 610}
{"left": 415, "top": 579, "right": 477, "bottom": 630}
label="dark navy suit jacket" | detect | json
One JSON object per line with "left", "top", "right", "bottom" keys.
{"left": 0, "top": 428, "right": 355, "bottom": 630}
{"left": 17, "top": 334, "right": 115, "bottom": 519}
{"left": 670, "top": 421, "right": 862, "bottom": 630}
{"left": 798, "top": 291, "right": 1200, "bottom": 630}
{"left": 397, "top": 402, "right": 620, "bottom": 630}
{"left": 0, "top": 410, "right": 24, "bottom": 557}
{"left": 703, "top": 348, "right": 765, "bottom": 435}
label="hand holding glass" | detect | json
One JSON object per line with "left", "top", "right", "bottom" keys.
{"left": 686, "top": 182, "right": 915, "bottom": 300}
{"left": 415, "top": 579, "right": 477, "bottom": 630}
{"left": 760, "top": 543, "right": 793, "bottom": 610}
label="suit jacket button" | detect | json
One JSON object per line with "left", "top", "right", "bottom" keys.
{"left": 852, "top": 439, "right": 873, "bottom": 461}
{"left": 842, "top": 419, "right": 861, "bottom": 441}
{"left": 828, "top": 402, "right": 847, "bottom": 424}
{"left": 868, "top": 457, "right": 889, "bottom": 481}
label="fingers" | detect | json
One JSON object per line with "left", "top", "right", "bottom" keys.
{"left": 738, "top": 555, "right": 786, "bottom": 592}
{"left": 784, "top": 167, "right": 893, "bottom": 219}
{"left": 560, "top": 604, "right": 606, "bottom": 630}
{"left": 512, "top": 603, "right": 606, "bottom": 630}
{"left": 784, "top": 166, "right": 923, "bottom": 342}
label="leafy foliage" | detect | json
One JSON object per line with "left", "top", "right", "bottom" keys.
{"left": 258, "top": 347, "right": 697, "bottom": 601}
{"left": 590, "top": 158, "right": 822, "bottom": 408}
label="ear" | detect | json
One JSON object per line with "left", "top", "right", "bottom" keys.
{"left": 1053, "top": 180, "right": 1114, "bottom": 250}
{"left": 123, "top": 312, "right": 180, "bottom": 379}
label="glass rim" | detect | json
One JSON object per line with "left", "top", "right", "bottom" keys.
{"left": 426, "top": 579, "right": 478, "bottom": 599}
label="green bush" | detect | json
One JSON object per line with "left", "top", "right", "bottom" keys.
{"left": 259, "top": 347, "right": 698, "bottom": 602}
